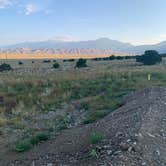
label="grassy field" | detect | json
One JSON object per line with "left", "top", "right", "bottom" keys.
{"left": 0, "top": 58, "right": 166, "bottom": 153}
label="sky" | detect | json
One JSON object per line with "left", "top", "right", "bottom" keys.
{"left": 0, "top": 0, "right": 166, "bottom": 46}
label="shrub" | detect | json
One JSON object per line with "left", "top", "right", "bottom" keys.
{"left": 0, "top": 63, "right": 12, "bottom": 72}
{"left": 116, "top": 56, "right": 124, "bottom": 60}
{"left": 136, "top": 50, "right": 162, "bottom": 65}
{"left": 31, "top": 132, "right": 50, "bottom": 145}
{"left": 43, "top": 60, "right": 51, "bottom": 63}
{"left": 90, "top": 149, "right": 98, "bottom": 158}
{"left": 53, "top": 62, "right": 60, "bottom": 69}
{"left": 69, "top": 59, "right": 75, "bottom": 62}
{"left": 83, "top": 110, "right": 107, "bottom": 124}
{"left": 109, "top": 55, "right": 116, "bottom": 60}
{"left": 56, "top": 121, "right": 68, "bottom": 131}
{"left": 63, "top": 59, "right": 75, "bottom": 62}
{"left": 55, "top": 115, "right": 70, "bottom": 131}
{"left": 15, "top": 132, "right": 50, "bottom": 152}
{"left": 18, "top": 61, "right": 23, "bottom": 65}
{"left": 75, "top": 58, "right": 87, "bottom": 68}
{"left": 15, "top": 139, "right": 32, "bottom": 152}
{"left": 88, "top": 132, "right": 104, "bottom": 144}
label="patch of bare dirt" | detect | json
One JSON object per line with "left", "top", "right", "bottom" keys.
{"left": 1, "top": 87, "right": 166, "bottom": 166}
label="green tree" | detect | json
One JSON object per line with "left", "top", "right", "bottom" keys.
{"left": 75, "top": 58, "right": 87, "bottom": 68}
{"left": 0, "top": 63, "right": 12, "bottom": 72}
{"left": 136, "top": 50, "right": 162, "bottom": 65}
{"left": 53, "top": 62, "right": 60, "bottom": 69}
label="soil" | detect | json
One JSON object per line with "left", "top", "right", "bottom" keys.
{"left": 0, "top": 86, "right": 166, "bottom": 166}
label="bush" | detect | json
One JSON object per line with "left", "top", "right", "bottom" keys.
{"left": 31, "top": 132, "right": 50, "bottom": 145}
{"left": 18, "top": 61, "right": 23, "bottom": 65}
{"left": 43, "top": 60, "right": 51, "bottom": 63}
{"left": 53, "top": 62, "right": 60, "bottom": 69}
{"left": 116, "top": 56, "right": 124, "bottom": 60}
{"left": 83, "top": 110, "right": 107, "bottom": 124}
{"left": 63, "top": 59, "right": 75, "bottom": 62}
{"left": 75, "top": 58, "right": 87, "bottom": 68}
{"left": 136, "top": 50, "right": 162, "bottom": 65}
{"left": 0, "top": 63, "right": 12, "bottom": 72}
{"left": 109, "top": 55, "right": 116, "bottom": 60}
{"left": 15, "top": 132, "right": 50, "bottom": 152}
{"left": 69, "top": 59, "right": 75, "bottom": 62}
{"left": 15, "top": 139, "right": 32, "bottom": 152}
{"left": 88, "top": 132, "right": 104, "bottom": 144}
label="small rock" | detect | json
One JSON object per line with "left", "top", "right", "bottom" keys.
{"left": 115, "top": 132, "right": 123, "bottom": 138}
{"left": 107, "top": 150, "right": 113, "bottom": 155}
{"left": 103, "top": 145, "right": 111, "bottom": 150}
{"left": 147, "top": 132, "right": 155, "bottom": 138}
{"left": 128, "top": 146, "right": 133, "bottom": 152}
{"left": 142, "top": 162, "right": 146, "bottom": 166}
{"left": 138, "top": 133, "right": 143, "bottom": 138}
{"left": 133, "top": 142, "right": 137, "bottom": 145}
{"left": 96, "top": 146, "right": 102, "bottom": 151}
{"left": 113, "top": 151, "right": 121, "bottom": 155}
{"left": 156, "top": 150, "right": 161, "bottom": 156}
{"left": 47, "top": 163, "right": 53, "bottom": 166}
{"left": 127, "top": 139, "right": 131, "bottom": 142}
{"left": 120, "top": 142, "right": 129, "bottom": 151}
{"left": 135, "top": 133, "right": 138, "bottom": 137}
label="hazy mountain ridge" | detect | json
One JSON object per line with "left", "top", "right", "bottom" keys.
{"left": 1, "top": 38, "right": 166, "bottom": 54}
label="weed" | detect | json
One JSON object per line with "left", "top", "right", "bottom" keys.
{"left": 15, "top": 132, "right": 50, "bottom": 152}
{"left": 88, "top": 132, "right": 104, "bottom": 144}
{"left": 30, "top": 132, "right": 50, "bottom": 145}
{"left": 15, "top": 139, "right": 32, "bottom": 152}
{"left": 90, "top": 149, "right": 98, "bottom": 158}
{"left": 83, "top": 110, "right": 107, "bottom": 124}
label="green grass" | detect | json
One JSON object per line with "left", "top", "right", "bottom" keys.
{"left": 30, "top": 132, "right": 50, "bottom": 145}
{"left": 15, "top": 132, "right": 50, "bottom": 152}
{"left": 83, "top": 110, "right": 108, "bottom": 124}
{"left": 15, "top": 139, "right": 33, "bottom": 152}
{"left": 88, "top": 132, "right": 104, "bottom": 144}
{"left": 90, "top": 149, "right": 98, "bottom": 158}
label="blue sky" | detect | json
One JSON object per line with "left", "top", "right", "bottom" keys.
{"left": 0, "top": 0, "right": 166, "bottom": 45}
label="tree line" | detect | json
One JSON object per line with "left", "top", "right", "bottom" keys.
{"left": 0, "top": 50, "right": 163, "bottom": 72}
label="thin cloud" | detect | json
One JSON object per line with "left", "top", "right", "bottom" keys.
{"left": 24, "top": 1, "right": 54, "bottom": 16}
{"left": 51, "top": 35, "right": 77, "bottom": 42}
{"left": 0, "top": 0, "right": 54, "bottom": 15}
{"left": 45, "top": 9, "right": 54, "bottom": 15}
{"left": 25, "top": 4, "right": 38, "bottom": 15}
{"left": 0, "top": 0, "right": 14, "bottom": 9}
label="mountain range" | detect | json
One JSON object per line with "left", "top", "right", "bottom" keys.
{"left": 1, "top": 38, "right": 166, "bottom": 54}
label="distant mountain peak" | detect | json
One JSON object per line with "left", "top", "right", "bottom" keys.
{"left": 96, "top": 37, "right": 112, "bottom": 41}
{"left": 1, "top": 38, "right": 166, "bottom": 54}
